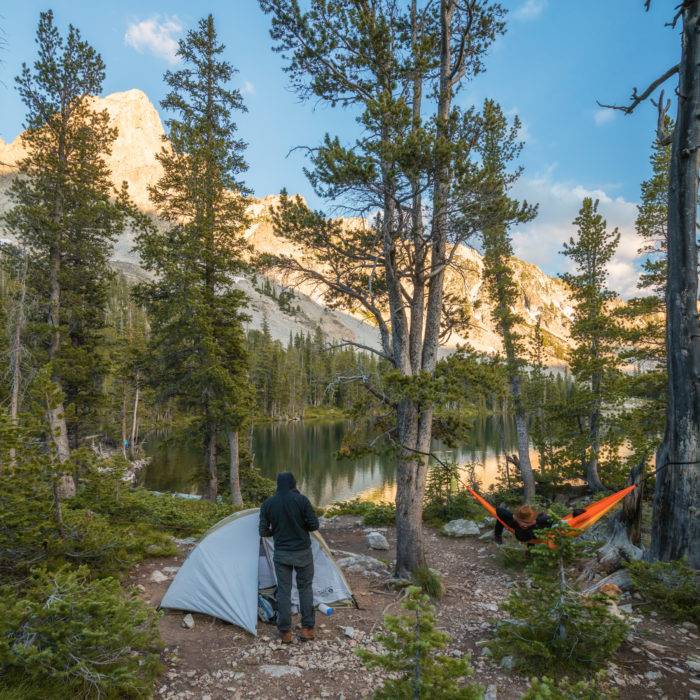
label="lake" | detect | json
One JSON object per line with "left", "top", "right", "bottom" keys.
{"left": 142, "top": 417, "right": 537, "bottom": 506}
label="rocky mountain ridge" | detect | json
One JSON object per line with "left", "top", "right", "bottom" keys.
{"left": 0, "top": 89, "right": 573, "bottom": 361}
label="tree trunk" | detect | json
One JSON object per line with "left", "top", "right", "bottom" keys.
{"left": 651, "top": 1, "right": 700, "bottom": 568}
{"left": 129, "top": 371, "right": 140, "bottom": 459}
{"left": 394, "top": 400, "right": 429, "bottom": 578}
{"left": 52, "top": 474, "right": 66, "bottom": 539}
{"left": 510, "top": 375, "right": 536, "bottom": 502}
{"left": 622, "top": 459, "right": 645, "bottom": 547}
{"left": 579, "top": 460, "right": 645, "bottom": 581}
{"left": 121, "top": 384, "right": 128, "bottom": 459}
{"left": 7, "top": 254, "right": 28, "bottom": 471}
{"left": 47, "top": 241, "right": 74, "bottom": 495}
{"left": 206, "top": 428, "right": 218, "bottom": 501}
{"left": 587, "top": 369, "right": 606, "bottom": 492}
{"left": 228, "top": 429, "right": 243, "bottom": 507}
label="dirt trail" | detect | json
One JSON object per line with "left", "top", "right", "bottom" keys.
{"left": 131, "top": 516, "right": 700, "bottom": 699}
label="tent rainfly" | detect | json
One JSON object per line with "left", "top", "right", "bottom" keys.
{"left": 160, "top": 508, "right": 354, "bottom": 634}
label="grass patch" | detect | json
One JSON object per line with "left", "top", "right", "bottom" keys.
{"left": 412, "top": 566, "right": 444, "bottom": 600}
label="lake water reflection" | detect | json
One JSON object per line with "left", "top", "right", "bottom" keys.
{"left": 143, "top": 416, "right": 536, "bottom": 506}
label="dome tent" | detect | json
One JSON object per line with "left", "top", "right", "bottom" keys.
{"left": 160, "top": 508, "right": 354, "bottom": 634}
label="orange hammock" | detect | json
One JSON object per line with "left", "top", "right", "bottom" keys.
{"left": 467, "top": 485, "right": 637, "bottom": 543}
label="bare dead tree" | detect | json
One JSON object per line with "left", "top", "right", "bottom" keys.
{"left": 599, "top": 0, "right": 700, "bottom": 567}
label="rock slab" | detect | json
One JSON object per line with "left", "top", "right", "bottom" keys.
{"left": 366, "top": 531, "right": 390, "bottom": 550}
{"left": 442, "top": 519, "right": 480, "bottom": 537}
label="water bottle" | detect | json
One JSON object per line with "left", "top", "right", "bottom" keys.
{"left": 317, "top": 603, "right": 334, "bottom": 616}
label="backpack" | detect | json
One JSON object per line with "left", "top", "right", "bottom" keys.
{"left": 257, "top": 593, "right": 277, "bottom": 624}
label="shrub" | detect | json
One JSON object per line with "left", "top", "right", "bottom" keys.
{"left": 423, "top": 461, "right": 482, "bottom": 527}
{"left": 363, "top": 501, "right": 396, "bottom": 526}
{"left": 358, "top": 586, "right": 481, "bottom": 699}
{"left": 60, "top": 508, "right": 177, "bottom": 578}
{"left": 522, "top": 673, "right": 617, "bottom": 700}
{"left": 239, "top": 465, "right": 276, "bottom": 503}
{"left": 412, "top": 566, "right": 444, "bottom": 600}
{"left": 75, "top": 463, "right": 235, "bottom": 536}
{"left": 627, "top": 558, "right": 700, "bottom": 623}
{"left": 0, "top": 566, "right": 162, "bottom": 698}
{"left": 495, "top": 544, "right": 529, "bottom": 570}
{"left": 488, "top": 526, "right": 628, "bottom": 674}
{"left": 325, "top": 499, "right": 396, "bottom": 526}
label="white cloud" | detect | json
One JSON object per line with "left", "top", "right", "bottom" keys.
{"left": 511, "top": 173, "right": 642, "bottom": 298}
{"left": 241, "top": 80, "right": 256, "bottom": 96}
{"left": 593, "top": 108, "right": 616, "bottom": 126}
{"left": 513, "top": 0, "right": 548, "bottom": 21}
{"left": 124, "top": 16, "right": 183, "bottom": 65}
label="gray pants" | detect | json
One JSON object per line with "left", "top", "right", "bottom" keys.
{"left": 273, "top": 547, "right": 315, "bottom": 632}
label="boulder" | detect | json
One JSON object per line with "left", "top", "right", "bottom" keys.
{"left": 149, "top": 569, "right": 168, "bottom": 583}
{"left": 336, "top": 553, "right": 389, "bottom": 577}
{"left": 441, "top": 519, "right": 480, "bottom": 537}
{"left": 687, "top": 656, "right": 700, "bottom": 673}
{"left": 366, "top": 531, "right": 390, "bottom": 551}
{"left": 499, "top": 655, "right": 515, "bottom": 671}
{"left": 182, "top": 613, "right": 195, "bottom": 629}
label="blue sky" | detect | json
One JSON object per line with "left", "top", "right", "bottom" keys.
{"left": 0, "top": 1, "right": 680, "bottom": 294}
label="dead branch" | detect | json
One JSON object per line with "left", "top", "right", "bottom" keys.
{"left": 325, "top": 341, "right": 391, "bottom": 361}
{"left": 597, "top": 64, "right": 680, "bottom": 115}
{"left": 652, "top": 89, "right": 673, "bottom": 146}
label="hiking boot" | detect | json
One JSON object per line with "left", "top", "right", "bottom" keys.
{"left": 298, "top": 628, "right": 315, "bottom": 642}
{"left": 280, "top": 631, "right": 293, "bottom": 644}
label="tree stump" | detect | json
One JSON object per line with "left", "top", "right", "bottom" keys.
{"left": 578, "top": 459, "right": 645, "bottom": 582}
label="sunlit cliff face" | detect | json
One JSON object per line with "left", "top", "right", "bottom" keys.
{"left": 0, "top": 89, "right": 575, "bottom": 364}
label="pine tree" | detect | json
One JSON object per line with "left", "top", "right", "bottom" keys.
{"left": 616, "top": 126, "right": 671, "bottom": 469}
{"left": 479, "top": 99, "right": 538, "bottom": 501}
{"left": 358, "top": 586, "right": 482, "bottom": 699}
{"left": 559, "top": 199, "right": 621, "bottom": 491}
{"left": 135, "top": 14, "right": 253, "bottom": 502}
{"left": 259, "top": 0, "right": 506, "bottom": 577}
{"left": 489, "top": 526, "right": 628, "bottom": 673}
{"left": 3, "top": 11, "right": 133, "bottom": 496}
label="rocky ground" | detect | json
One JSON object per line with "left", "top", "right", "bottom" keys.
{"left": 131, "top": 516, "right": 700, "bottom": 700}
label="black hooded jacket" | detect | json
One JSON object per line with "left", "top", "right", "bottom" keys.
{"left": 259, "top": 473, "right": 319, "bottom": 552}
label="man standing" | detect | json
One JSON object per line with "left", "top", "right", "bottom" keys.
{"left": 259, "top": 472, "right": 319, "bottom": 643}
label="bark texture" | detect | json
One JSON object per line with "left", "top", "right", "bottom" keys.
{"left": 651, "top": 1, "right": 700, "bottom": 568}
{"left": 228, "top": 430, "right": 243, "bottom": 507}
{"left": 206, "top": 430, "right": 218, "bottom": 502}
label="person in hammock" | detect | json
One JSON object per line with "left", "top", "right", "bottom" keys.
{"left": 494, "top": 503, "right": 585, "bottom": 545}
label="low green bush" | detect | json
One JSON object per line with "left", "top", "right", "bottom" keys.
{"left": 75, "top": 462, "right": 235, "bottom": 536}
{"left": 324, "top": 498, "right": 396, "bottom": 526}
{"left": 60, "top": 508, "right": 177, "bottom": 578}
{"left": 423, "top": 460, "right": 483, "bottom": 527}
{"left": 423, "top": 490, "right": 482, "bottom": 527}
{"left": 627, "top": 558, "right": 700, "bottom": 623}
{"left": 522, "top": 673, "right": 617, "bottom": 700}
{"left": 495, "top": 544, "right": 529, "bottom": 570}
{"left": 324, "top": 498, "right": 376, "bottom": 518}
{"left": 363, "top": 501, "right": 396, "bottom": 526}
{"left": 0, "top": 566, "right": 162, "bottom": 698}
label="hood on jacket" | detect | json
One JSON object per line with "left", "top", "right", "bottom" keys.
{"left": 276, "top": 472, "right": 297, "bottom": 493}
